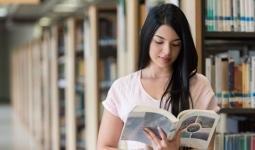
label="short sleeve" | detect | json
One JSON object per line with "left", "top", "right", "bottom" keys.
{"left": 102, "top": 82, "right": 119, "bottom": 117}
{"left": 102, "top": 78, "right": 126, "bottom": 118}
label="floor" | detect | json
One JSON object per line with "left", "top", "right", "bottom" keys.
{"left": 0, "top": 105, "right": 37, "bottom": 150}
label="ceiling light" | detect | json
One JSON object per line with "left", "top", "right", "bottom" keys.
{"left": 39, "top": 17, "right": 51, "bottom": 27}
{"left": 0, "top": 0, "right": 40, "bottom": 5}
{"left": 53, "top": 2, "right": 80, "bottom": 13}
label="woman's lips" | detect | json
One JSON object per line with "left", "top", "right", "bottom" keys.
{"left": 159, "top": 56, "right": 171, "bottom": 63}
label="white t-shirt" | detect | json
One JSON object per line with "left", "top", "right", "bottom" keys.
{"left": 102, "top": 70, "right": 219, "bottom": 149}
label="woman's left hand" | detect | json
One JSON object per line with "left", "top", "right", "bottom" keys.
{"left": 144, "top": 126, "right": 180, "bottom": 150}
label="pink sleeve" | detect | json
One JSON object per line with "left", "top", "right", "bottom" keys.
{"left": 191, "top": 74, "right": 220, "bottom": 112}
{"left": 102, "top": 80, "right": 122, "bottom": 118}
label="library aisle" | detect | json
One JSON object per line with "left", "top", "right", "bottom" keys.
{"left": 0, "top": 105, "right": 37, "bottom": 150}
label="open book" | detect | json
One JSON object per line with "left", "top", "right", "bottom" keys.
{"left": 119, "top": 105, "right": 220, "bottom": 149}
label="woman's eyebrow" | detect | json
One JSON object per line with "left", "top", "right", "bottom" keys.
{"left": 154, "top": 34, "right": 180, "bottom": 41}
{"left": 154, "top": 35, "right": 165, "bottom": 39}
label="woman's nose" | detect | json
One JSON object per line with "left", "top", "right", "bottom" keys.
{"left": 162, "top": 44, "right": 171, "bottom": 56}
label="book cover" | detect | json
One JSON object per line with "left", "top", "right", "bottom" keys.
{"left": 119, "top": 105, "right": 220, "bottom": 149}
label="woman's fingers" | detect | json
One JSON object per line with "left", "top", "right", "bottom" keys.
{"left": 143, "top": 127, "right": 161, "bottom": 146}
{"left": 157, "top": 126, "right": 167, "bottom": 140}
{"left": 175, "top": 129, "right": 182, "bottom": 139}
{"left": 172, "top": 129, "right": 181, "bottom": 145}
{"left": 144, "top": 127, "right": 181, "bottom": 150}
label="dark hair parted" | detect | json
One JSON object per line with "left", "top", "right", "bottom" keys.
{"left": 138, "top": 3, "right": 198, "bottom": 117}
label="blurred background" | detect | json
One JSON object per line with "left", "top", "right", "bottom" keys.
{"left": 1, "top": 0, "right": 255, "bottom": 150}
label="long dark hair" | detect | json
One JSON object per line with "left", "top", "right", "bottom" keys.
{"left": 138, "top": 4, "right": 198, "bottom": 117}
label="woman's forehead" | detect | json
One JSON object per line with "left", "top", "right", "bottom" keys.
{"left": 154, "top": 25, "right": 180, "bottom": 41}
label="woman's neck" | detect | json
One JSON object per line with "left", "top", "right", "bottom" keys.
{"left": 142, "top": 65, "right": 172, "bottom": 79}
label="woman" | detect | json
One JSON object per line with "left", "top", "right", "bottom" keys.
{"left": 97, "top": 3, "right": 219, "bottom": 150}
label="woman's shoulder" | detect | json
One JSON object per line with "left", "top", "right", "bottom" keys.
{"left": 111, "top": 71, "right": 140, "bottom": 88}
{"left": 189, "top": 73, "right": 211, "bottom": 87}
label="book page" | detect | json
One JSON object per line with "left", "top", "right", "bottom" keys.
{"left": 176, "top": 110, "right": 219, "bottom": 149}
{"left": 119, "top": 105, "right": 178, "bottom": 146}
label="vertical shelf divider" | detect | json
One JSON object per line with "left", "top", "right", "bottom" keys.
{"left": 50, "top": 26, "right": 60, "bottom": 150}
{"left": 85, "top": 5, "right": 99, "bottom": 150}
{"left": 126, "top": 0, "right": 139, "bottom": 73}
{"left": 66, "top": 18, "right": 76, "bottom": 150}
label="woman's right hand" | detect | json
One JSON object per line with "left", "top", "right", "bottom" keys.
{"left": 144, "top": 127, "right": 181, "bottom": 150}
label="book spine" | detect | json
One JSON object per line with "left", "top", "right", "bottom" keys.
{"left": 251, "top": 56, "right": 255, "bottom": 108}
{"left": 240, "top": 0, "right": 245, "bottom": 32}
{"left": 242, "top": 62, "right": 250, "bottom": 108}
{"left": 214, "top": 133, "right": 224, "bottom": 150}
{"left": 225, "top": 0, "right": 232, "bottom": 31}
{"left": 249, "top": 0, "right": 255, "bottom": 32}
{"left": 215, "top": 56, "right": 222, "bottom": 106}
{"left": 217, "top": 0, "right": 223, "bottom": 31}
{"left": 222, "top": 0, "right": 226, "bottom": 31}
{"left": 230, "top": 0, "right": 234, "bottom": 31}
{"left": 207, "top": 0, "right": 213, "bottom": 31}
{"left": 232, "top": 0, "right": 238, "bottom": 31}
{"left": 222, "top": 58, "right": 229, "bottom": 107}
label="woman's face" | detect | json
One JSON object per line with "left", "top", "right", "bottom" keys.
{"left": 149, "top": 25, "right": 181, "bottom": 70}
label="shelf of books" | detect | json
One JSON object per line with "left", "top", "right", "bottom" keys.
{"left": 56, "top": 22, "right": 68, "bottom": 150}
{"left": 11, "top": 17, "right": 88, "bottom": 150}
{"left": 55, "top": 22, "right": 67, "bottom": 149}
{"left": 84, "top": 3, "right": 118, "bottom": 149}
{"left": 74, "top": 18, "right": 86, "bottom": 150}
{"left": 56, "top": 17, "right": 87, "bottom": 150}
{"left": 10, "top": 37, "right": 46, "bottom": 149}
{"left": 98, "top": 8, "right": 117, "bottom": 123}
{"left": 203, "top": 0, "right": 255, "bottom": 149}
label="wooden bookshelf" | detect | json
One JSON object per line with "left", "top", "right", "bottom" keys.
{"left": 219, "top": 108, "right": 255, "bottom": 116}
{"left": 56, "top": 22, "right": 67, "bottom": 150}
{"left": 74, "top": 18, "right": 86, "bottom": 150}
{"left": 98, "top": 8, "right": 117, "bottom": 119}
{"left": 204, "top": 32, "right": 255, "bottom": 39}
{"left": 202, "top": 0, "right": 255, "bottom": 148}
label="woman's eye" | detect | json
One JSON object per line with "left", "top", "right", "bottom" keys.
{"left": 154, "top": 40, "right": 163, "bottom": 44}
{"left": 171, "top": 43, "right": 181, "bottom": 47}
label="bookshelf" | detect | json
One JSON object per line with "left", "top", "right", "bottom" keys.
{"left": 98, "top": 8, "right": 117, "bottom": 121}
{"left": 56, "top": 18, "right": 87, "bottom": 150}
{"left": 74, "top": 18, "right": 86, "bottom": 150}
{"left": 202, "top": 0, "right": 255, "bottom": 149}
{"left": 56, "top": 22, "right": 68, "bottom": 150}
{"left": 219, "top": 108, "right": 255, "bottom": 116}
{"left": 204, "top": 32, "right": 255, "bottom": 39}
{"left": 84, "top": 3, "right": 118, "bottom": 149}
{"left": 202, "top": 0, "right": 255, "bottom": 107}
